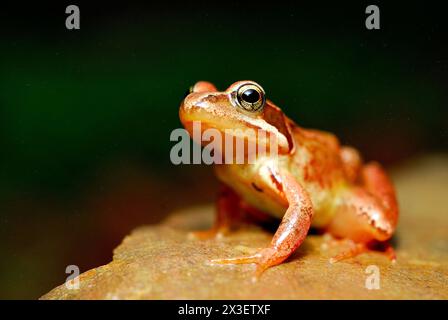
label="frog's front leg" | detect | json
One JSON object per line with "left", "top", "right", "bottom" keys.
{"left": 189, "top": 185, "right": 242, "bottom": 239}
{"left": 211, "top": 170, "right": 314, "bottom": 279}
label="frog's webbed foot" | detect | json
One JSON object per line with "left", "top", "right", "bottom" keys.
{"left": 321, "top": 235, "right": 368, "bottom": 263}
{"left": 328, "top": 239, "right": 396, "bottom": 264}
{"left": 326, "top": 162, "right": 398, "bottom": 264}
{"left": 329, "top": 241, "right": 368, "bottom": 263}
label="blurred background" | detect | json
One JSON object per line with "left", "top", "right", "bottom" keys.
{"left": 0, "top": 1, "right": 447, "bottom": 299}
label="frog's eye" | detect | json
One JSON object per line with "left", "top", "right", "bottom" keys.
{"left": 235, "top": 83, "right": 266, "bottom": 112}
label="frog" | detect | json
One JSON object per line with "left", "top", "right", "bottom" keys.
{"left": 179, "top": 80, "right": 399, "bottom": 279}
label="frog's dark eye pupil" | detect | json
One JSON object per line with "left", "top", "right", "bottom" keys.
{"left": 241, "top": 89, "right": 260, "bottom": 103}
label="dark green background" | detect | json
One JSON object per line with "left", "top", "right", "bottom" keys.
{"left": 0, "top": 1, "right": 447, "bottom": 298}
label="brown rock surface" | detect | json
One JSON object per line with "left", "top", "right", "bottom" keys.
{"left": 41, "top": 155, "right": 448, "bottom": 299}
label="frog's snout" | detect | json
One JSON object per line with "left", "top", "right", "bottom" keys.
{"left": 181, "top": 81, "right": 219, "bottom": 116}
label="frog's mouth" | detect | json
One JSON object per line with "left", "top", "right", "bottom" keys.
{"left": 180, "top": 118, "right": 288, "bottom": 161}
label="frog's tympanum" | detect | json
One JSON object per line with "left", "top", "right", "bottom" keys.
{"left": 180, "top": 80, "right": 399, "bottom": 278}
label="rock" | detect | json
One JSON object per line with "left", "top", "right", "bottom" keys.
{"left": 41, "top": 155, "right": 448, "bottom": 299}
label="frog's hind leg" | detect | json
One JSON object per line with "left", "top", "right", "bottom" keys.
{"left": 326, "top": 162, "right": 398, "bottom": 262}
{"left": 189, "top": 185, "right": 242, "bottom": 240}
{"left": 361, "top": 162, "right": 399, "bottom": 229}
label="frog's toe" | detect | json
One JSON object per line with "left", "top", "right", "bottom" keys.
{"left": 210, "top": 253, "right": 261, "bottom": 265}
{"left": 210, "top": 248, "right": 280, "bottom": 280}
{"left": 210, "top": 253, "right": 265, "bottom": 281}
{"left": 328, "top": 240, "right": 397, "bottom": 264}
{"left": 329, "top": 242, "right": 367, "bottom": 264}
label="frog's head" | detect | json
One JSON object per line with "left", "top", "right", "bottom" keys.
{"left": 180, "top": 80, "right": 295, "bottom": 155}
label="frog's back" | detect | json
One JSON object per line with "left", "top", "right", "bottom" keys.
{"left": 290, "top": 125, "right": 346, "bottom": 186}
